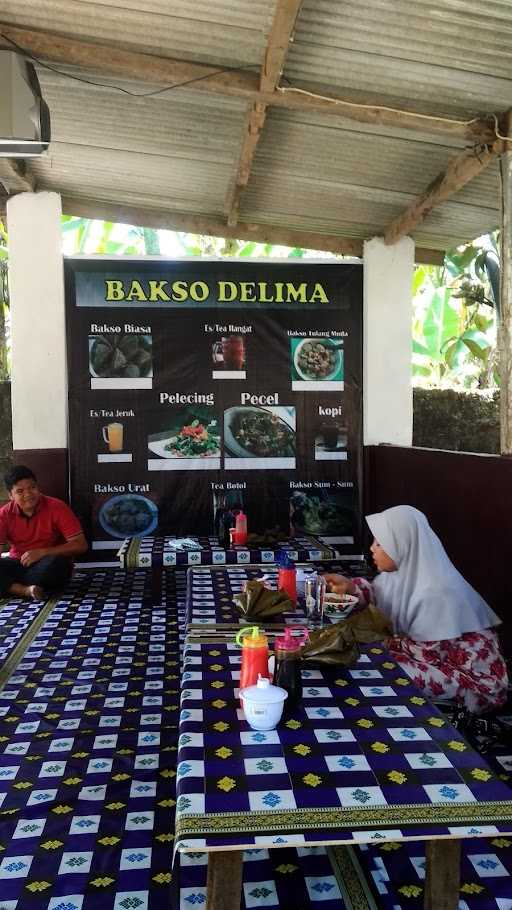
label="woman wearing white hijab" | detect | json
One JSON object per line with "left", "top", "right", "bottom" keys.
{"left": 325, "top": 505, "right": 507, "bottom": 713}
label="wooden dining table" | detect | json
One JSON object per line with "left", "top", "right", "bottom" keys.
{"left": 175, "top": 639, "right": 512, "bottom": 910}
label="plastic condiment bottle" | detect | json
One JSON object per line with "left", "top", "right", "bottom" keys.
{"left": 276, "top": 551, "right": 297, "bottom": 603}
{"left": 236, "top": 626, "right": 270, "bottom": 700}
{"left": 235, "top": 509, "right": 248, "bottom": 546}
{"left": 274, "top": 627, "right": 308, "bottom": 710}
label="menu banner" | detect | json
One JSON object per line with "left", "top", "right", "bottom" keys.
{"left": 65, "top": 259, "right": 363, "bottom": 553}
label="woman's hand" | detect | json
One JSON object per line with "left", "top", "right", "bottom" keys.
{"left": 323, "top": 573, "right": 356, "bottom": 596}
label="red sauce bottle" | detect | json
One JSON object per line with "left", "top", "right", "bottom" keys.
{"left": 278, "top": 566, "right": 297, "bottom": 603}
{"left": 276, "top": 551, "right": 297, "bottom": 603}
{"left": 236, "top": 626, "right": 270, "bottom": 699}
{"left": 235, "top": 509, "right": 248, "bottom": 546}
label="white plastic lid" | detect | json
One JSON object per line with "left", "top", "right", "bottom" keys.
{"left": 240, "top": 675, "right": 287, "bottom": 704}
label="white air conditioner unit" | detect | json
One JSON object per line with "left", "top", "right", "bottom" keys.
{"left": 0, "top": 50, "right": 50, "bottom": 157}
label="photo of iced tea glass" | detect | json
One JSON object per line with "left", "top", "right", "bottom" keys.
{"left": 102, "top": 422, "right": 123, "bottom": 452}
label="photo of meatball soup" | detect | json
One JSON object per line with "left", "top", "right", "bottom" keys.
{"left": 296, "top": 340, "right": 338, "bottom": 379}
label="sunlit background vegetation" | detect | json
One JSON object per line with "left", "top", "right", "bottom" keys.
{"left": 0, "top": 215, "right": 500, "bottom": 392}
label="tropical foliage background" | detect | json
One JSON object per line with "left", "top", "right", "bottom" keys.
{"left": 0, "top": 214, "right": 501, "bottom": 392}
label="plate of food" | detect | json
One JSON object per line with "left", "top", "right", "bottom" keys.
{"left": 148, "top": 420, "right": 221, "bottom": 459}
{"left": 290, "top": 492, "right": 353, "bottom": 536}
{"left": 294, "top": 338, "right": 342, "bottom": 382}
{"left": 89, "top": 333, "right": 153, "bottom": 379}
{"left": 224, "top": 406, "right": 295, "bottom": 458}
{"left": 99, "top": 494, "right": 158, "bottom": 539}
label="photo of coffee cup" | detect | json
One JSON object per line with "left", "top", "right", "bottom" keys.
{"left": 102, "top": 422, "right": 123, "bottom": 453}
{"left": 322, "top": 424, "right": 341, "bottom": 451}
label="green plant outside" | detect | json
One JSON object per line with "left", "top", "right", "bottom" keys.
{"left": 0, "top": 215, "right": 499, "bottom": 390}
{"left": 411, "top": 234, "right": 498, "bottom": 390}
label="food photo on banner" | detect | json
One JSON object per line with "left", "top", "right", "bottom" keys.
{"left": 64, "top": 259, "right": 363, "bottom": 553}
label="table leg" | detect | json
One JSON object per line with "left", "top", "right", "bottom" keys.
{"left": 206, "top": 850, "right": 243, "bottom": 910}
{"left": 424, "top": 838, "right": 461, "bottom": 910}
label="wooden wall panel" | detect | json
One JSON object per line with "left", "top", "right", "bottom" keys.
{"left": 12, "top": 448, "right": 69, "bottom": 503}
{"left": 367, "top": 445, "right": 512, "bottom": 651}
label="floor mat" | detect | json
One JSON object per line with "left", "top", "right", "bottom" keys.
{"left": 351, "top": 835, "right": 512, "bottom": 909}
{"left": 0, "top": 568, "right": 179, "bottom": 910}
{"left": 177, "top": 844, "right": 367, "bottom": 909}
{"left": 0, "top": 598, "right": 60, "bottom": 689}
{"left": 0, "top": 598, "right": 49, "bottom": 667}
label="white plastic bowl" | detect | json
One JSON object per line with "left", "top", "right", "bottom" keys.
{"left": 240, "top": 676, "right": 287, "bottom": 730}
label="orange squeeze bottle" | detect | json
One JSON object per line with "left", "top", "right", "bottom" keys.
{"left": 236, "top": 626, "right": 270, "bottom": 701}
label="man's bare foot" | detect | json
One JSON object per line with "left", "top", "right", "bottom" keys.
{"left": 28, "top": 585, "right": 44, "bottom": 601}
{"left": 9, "top": 583, "right": 44, "bottom": 601}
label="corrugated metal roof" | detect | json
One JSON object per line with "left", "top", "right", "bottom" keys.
{"left": 38, "top": 73, "right": 246, "bottom": 165}
{"left": 1, "top": 0, "right": 510, "bottom": 252}
{"left": 30, "top": 141, "right": 232, "bottom": 215}
{"left": 288, "top": 0, "right": 512, "bottom": 115}
{"left": 241, "top": 168, "right": 499, "bottom": 249}
{"left": 253, "top": 111, "right": 497, "bottom": 202}
{"left": 1, "top": 0, "right": 275, "bottom": 66}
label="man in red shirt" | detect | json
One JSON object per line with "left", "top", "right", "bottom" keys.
{"left": 0, "top": 465, "right": 88, "bottom": 600}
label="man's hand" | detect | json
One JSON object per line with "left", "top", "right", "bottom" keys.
{"left": 323, "top": 573, "right": 356, "bottom": 596}
{"left": 20, "top": 548, "right": 48, "bottom": 567}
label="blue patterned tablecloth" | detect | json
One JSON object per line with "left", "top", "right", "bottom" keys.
{"left": 175, "top": 642, "right": 512, "bottom": 853}
{"left": 185, "top": 564, "right": 367, "bottom": 630}
{"left": 118, "top": 535, "right": 336, "bottom": 569}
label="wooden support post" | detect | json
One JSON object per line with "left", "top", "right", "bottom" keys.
{"left": 206, "top": 850, "right": 244, "bottom": 910}
{"left": 424, "top": 838, "right": 461, "bottom": 910}
{"left": 499, "top": 111, "right": 512, "bottom": 455}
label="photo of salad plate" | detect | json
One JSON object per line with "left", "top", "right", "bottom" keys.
{"left": 148, "top": 419, "right": 221, "bottom": 459}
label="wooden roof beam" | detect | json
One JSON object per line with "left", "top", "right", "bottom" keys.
{"left": 226, "top": 0, "right": 303, "bottom": 226}
{"left": 59, "top": 195, "right": 445, "bottom": 264}
{"left": 0, "top": 158, "right": 36, "bottom": 194}
{"left": 384, "top": 140, "right": 503, "bottom": 246}
{"left": 0, "top": 23, "right": 258, "bottom": 99}
{"left": 0, "top": 23, "right": 498, "bottom": 144}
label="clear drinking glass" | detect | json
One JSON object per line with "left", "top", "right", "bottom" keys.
{"left": 305, "top": 575, "right": 326, "bottom": 627}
